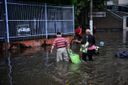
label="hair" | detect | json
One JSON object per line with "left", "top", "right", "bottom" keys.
{"left": 86, "top": 29, "right": 91, "bottom": 33}
{"left": 56, "top": 32, "right": 61, "bottom": 35}
{"left": 56, "top": 32, "right": 62, "bottom": 37}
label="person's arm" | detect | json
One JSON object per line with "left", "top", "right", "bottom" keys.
{"left": 92, "top": 35, "right": 96, "bottom": 45}
{"left": 74, "top": 39, "right": 81, "bottom": 43}
{"left": 80, "top": 34, "right": 86, "bottom": 44}
{"left": 50, "top": 40, "right": 56, "bottom": 53}
{"left": 50, "top": 45, "right": 54, "bottom": 53}
{"left": 65, "top": 39, "right": 70, "bottom": 49}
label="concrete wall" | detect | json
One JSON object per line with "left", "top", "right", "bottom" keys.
{"left": 93, "top": 12, "right": 123, "bottom": 29}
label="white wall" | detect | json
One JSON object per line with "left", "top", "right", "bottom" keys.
{"left": 118, "top": 0, "right": 128, "bottom": 5}
{"left": 107, "top": 1, "right": 114, "bottom": 5}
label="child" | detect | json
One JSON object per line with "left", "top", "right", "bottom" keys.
{"left": 50, "top": 32, "right": 70, "bottom": 62}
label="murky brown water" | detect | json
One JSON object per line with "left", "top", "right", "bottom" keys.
{"left": 0, "top": 31, "right": 128, "bottom": 85}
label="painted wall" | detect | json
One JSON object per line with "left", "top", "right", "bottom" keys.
{"left": 118, "top": 0, "right": 128, "bottom": 5}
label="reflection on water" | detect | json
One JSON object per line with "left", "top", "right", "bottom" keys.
{"left": 0, "top": 31, "right": 128, "bottom": 85}
{"left": 7, "top": 53, "right": 13, "bottom": 85}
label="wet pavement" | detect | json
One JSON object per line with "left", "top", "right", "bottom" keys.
{"left": 0, "top": 31, "right": 128, "bottom": 85}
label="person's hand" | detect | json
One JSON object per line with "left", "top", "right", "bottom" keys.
{"left": 50, "top": 46, "right": 54, "bottom": 53}
{"left": 74, "top": 39, "right": 78, "bottom": 42}
{"left": 75, "top": 40, "right": 81, "bottom": 43}
{"left": 50, "top": 49, "right": 53, "bottom": 53}
{"left": 66, "top": 46, "right": 70, "bottom": 50}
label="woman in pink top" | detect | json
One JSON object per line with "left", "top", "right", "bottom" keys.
{"left": 81, "top": 29, "right": 96, "bottom": 61}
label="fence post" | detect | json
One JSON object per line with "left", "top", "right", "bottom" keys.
{"left": 89, "top": 0, "right": 93, "bottom": 35}
{"left": 45, "top": 3, "right": 48, "bottom": 39}
{"left": 72, "top": 5, "right": 75, "bottom": 35}
{"left": 123, "top": 16, "right": 128, "bottom": 44}
{"left": 4, "top": 0, "right": 10, "bottom": 49}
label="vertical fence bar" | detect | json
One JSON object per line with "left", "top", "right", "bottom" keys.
{"left": 123, "top": 16, "right": 128, "bottom": 44}
{"left": 4, "top": 0, "right": 10, "bottom": 43}
{"left": 45, "top": 3, "right": 48, "bottom": 39}
{"left": 89, "top": 0, "right": 93, "bottom": 35}
{"left": 72, "top": 5, "right": 75, "bottom": 34}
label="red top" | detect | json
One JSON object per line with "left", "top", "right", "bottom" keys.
{"left": 52, "top": 37, "right": 69, "bottom": 48}
{"left": 75, "top": 26, "right": 82, "bottom": 37}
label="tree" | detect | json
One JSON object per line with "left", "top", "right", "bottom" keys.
{"left": 72, "top": 0, "right": 106, "bottom": 28}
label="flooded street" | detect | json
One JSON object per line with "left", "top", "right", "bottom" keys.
{"left": 0, "top": 31, "right": 128, "bottom": 85}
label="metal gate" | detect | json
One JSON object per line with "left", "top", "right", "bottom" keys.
{"left": 0, "top": 0, "right": 74, "bottom": 43}
{"left": 0, "top": 1, "right": 5, "bottom": 41}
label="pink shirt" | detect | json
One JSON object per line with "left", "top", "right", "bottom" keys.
{"left": 52, "top": 37, "right": 69, "bottom": 48}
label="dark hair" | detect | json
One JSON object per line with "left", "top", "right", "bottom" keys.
{"left": 57, "top": 32, "right": 61, "bottom": 35}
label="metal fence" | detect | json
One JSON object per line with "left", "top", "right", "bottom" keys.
{"left": 0, "top": 1, "right": 5, "bottom": 41}
{"left": 0, "top": 1, "right": 74, "bottom": 42}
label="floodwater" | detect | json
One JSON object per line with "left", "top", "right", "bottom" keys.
{"left": 0, "top": 31, "right": 128, "bottom": 85}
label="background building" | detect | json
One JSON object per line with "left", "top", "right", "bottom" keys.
{"left": 107, "top": 0, "right": 128, "bottom": 6}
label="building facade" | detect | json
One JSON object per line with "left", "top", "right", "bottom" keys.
{"left": 107, "top": 0, "right": 128, "bottom": 6}
{"left": 118, "top": 0, "right": 128, "bottom": 6}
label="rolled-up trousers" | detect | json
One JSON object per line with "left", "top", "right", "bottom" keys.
{"left": 56, "top": 47, "right": 69, "bottom": 62}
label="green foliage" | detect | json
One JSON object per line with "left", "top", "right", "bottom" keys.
{"left": 93, "top": 0, "right": 106, "bottom": 10}
{"left": 71, "top": 0, "right": 106, "bottom": 27}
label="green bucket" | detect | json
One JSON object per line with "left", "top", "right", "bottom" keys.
{"left": 67, "top": 49, "right": 81, "bottom": 64}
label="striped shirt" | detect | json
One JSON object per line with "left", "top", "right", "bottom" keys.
{"left": 52, "top": 37, "right": 69, "bottom": 48}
